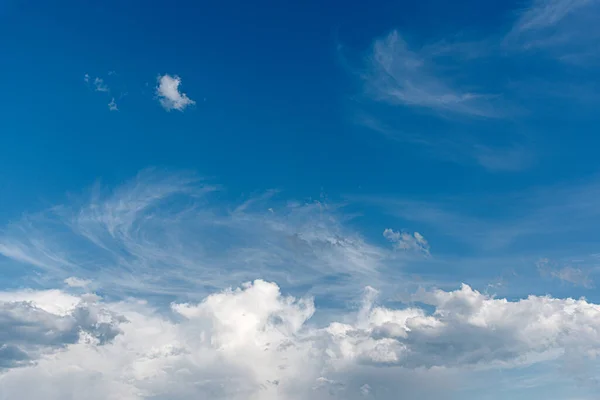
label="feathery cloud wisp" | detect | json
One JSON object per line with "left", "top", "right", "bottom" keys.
{"left": 364, "top": 31, "right": 498, "bottom": 118}
{"left": 0, "top": 170, "right": 388, "bottom": 301}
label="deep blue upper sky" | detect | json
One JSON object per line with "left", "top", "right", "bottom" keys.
{"left": 4, "top": 0, "right": 598, "bottom": 213}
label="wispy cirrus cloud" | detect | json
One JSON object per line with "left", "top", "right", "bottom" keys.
{"left": 537, "top": 258, "right": 595, "bottom": 288}
{"left": 355, "top": 176, "right": 600, "bottom": 257}
{"left": 357, "top": 113, "right": 533, "bottom": 172}
{"left": 364, "top": 31, "right": 499, "bottom": 118}
{"left": 510, "top": 0, "right": 594, "bottom": 37}
{"left": 472, "top": 144, "right": 534, "bottom": 172}
{"left": 353, "top": 0, "right": 600, "bottom": 173}
{"left": 0, "top": 170, "right": 395, "bottom": 302}
{"left": 506, "top": 0, "right": 600, "bottom": 63}
{"left": 354, "top": 30, "right": 532, "bottom": 173}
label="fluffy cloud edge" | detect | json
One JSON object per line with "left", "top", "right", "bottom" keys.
{"left": 156, "top": 74, "right": 196, "bottom": 111}
{"left": 0, "top": 279, "right": 599, "bottom": 399}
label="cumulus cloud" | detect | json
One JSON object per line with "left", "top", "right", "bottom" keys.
{"left": 0, "top": 280, "right": 598, "bottom": 399}
{"left": 383, "top": 228, "right": 430, "bottom": 256}
{"left": 0, "top": 289, "right": 123, "bottom": 369}
{"left": 156, "top": 74, "right": 195, "bottom": 111}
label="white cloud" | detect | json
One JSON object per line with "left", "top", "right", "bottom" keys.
{"left": 362, "top": 177, "right": 600, "bottom": 255}
{"left": 473, "top": 144, "right": 534, "bottom": 172}
{"left": 0, "top": 280, "right": 599, "bottom": 399}
{"left": 0, "top": 170, "right": 388, "bottom": 302}
{"left": 93, "top": 77, "right": 109, "bottom": 92}
{"left": 108, "top": 97, "right": 118, "bottom": 111}
{"left": 156, "top": 74, "right": 195, "bottom": 111}
{"left": 0, "top": 289, "right": 122, "bottom": 369}
{"left": 364, "top": 31, "right": 497, "bottom": 117}
{"left": 1, "top": 171, "right": 600, "bottom": 397}
{"left": 505, "top": 0, "right": 600, "bottom": 62}
{"left": 383, "top": 228, "right": 430, "bottom": 256}
{"left": 512, "top": 0, "right": 593, "bottom": 34}
{"left": 550, "top": 266, "right": 593, "bottom": 287}
{"left": 537, "top": 258, "right": 594, "bottom": 288}
{"left": 64, "top": 277, "right": 92, "bottom": 288}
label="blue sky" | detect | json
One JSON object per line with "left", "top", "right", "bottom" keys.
{"left": 2, "top": 0, "right": 600, "bottom": 399}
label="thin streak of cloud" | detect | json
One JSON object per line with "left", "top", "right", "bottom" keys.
{"left": 473, "top": 144, "right": 534, "bottom": 172}
{"left": 537, "top": 258, "right": 594, "bottom": 288}
{"left": 364, "top": 31, "right": 500, "bottom": 118}
{"left": 505, "top": 0, "right": 600, "bottom": 62}
{"left": 356, "top": 113, "right": 533, "bottom": 172}
{"left": 353, "top": 176, "right": 600, "bottom": 254}
{"left": 512, "top": 0, "right": 593, "bottom": 34}
{"left": 0, "top": 170, "right": 392, "bottom": 302}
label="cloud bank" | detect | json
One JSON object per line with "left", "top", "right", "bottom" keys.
{"left": 0, "top": 170, "right": 599, "bottom": 398}
{"left": 0, "top": 280, "right": 599, "bottom": 399}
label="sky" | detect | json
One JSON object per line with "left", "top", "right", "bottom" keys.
{"left": 1, "top": 0, "right": 600, "bottom": 398}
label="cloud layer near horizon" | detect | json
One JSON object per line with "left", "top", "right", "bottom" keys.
{"left": 1, "top": 169, "right": 599, "bottom": 397}
{"left": 0, "top": 279, "right": 599, "bottom": 399}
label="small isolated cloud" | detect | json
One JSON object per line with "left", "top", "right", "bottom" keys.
{"left": 84, "top": 73, "right": 127, "bottom": 111}
{"left": 537, "top": 258, "right": 594, "bottom": 288}
{"left": 360, "top": 384, "right": 371, "bottom": 396}
{"left": 511, "top": 0, "right": 592, "bottom": 35}
{"left": 108, "top": 97, "right": 118, "bottom": 111}
{"left": 93, "top": 77, "right": 109, "bottom": 92}
{"left": 156, "top": 74, "right": 195, "bottom": 112}
{"left": 64, "top": 277, "right": 92, "bottom": 288}
{"left": 383, "top": 228, "right": 430, "bottom": 256}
